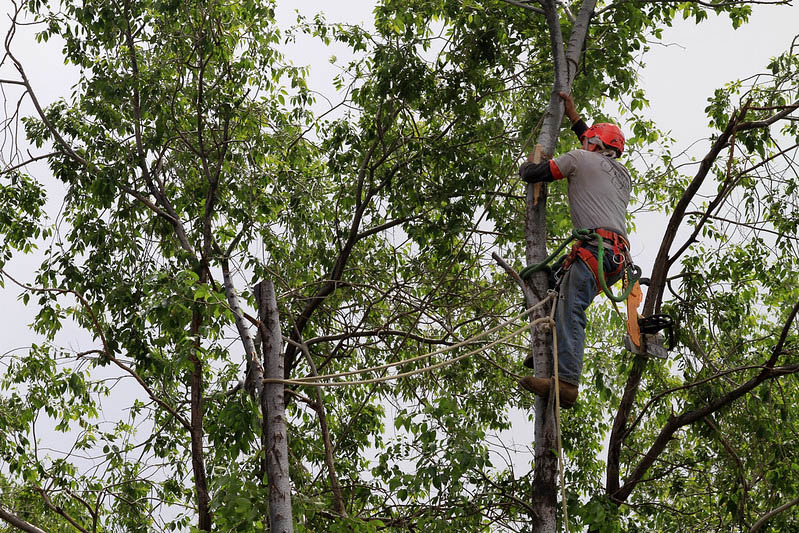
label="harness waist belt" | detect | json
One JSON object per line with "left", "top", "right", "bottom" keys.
{"left": 564, "top": 228, "right": 629, "bottom": 294}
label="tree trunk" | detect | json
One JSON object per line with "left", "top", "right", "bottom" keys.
{"left": 526, "top": 1, "right": 597, "bottom": 531}
{"left": 255, "top": 280, "right": 294, "bottom": 533}
{"left": 189, "top": 306, "right": 212, "bottom": 532}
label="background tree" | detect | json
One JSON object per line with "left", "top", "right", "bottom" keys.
{"left": 0, "top": 0, "right": 797, "bottom": 532}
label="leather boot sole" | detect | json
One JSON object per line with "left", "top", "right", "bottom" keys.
{"left": 518, "top": 376, "right": 577, "bottom": 408}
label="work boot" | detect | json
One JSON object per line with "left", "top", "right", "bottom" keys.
{"left": 518, "top": 376, "right": 578, "bottom": 408}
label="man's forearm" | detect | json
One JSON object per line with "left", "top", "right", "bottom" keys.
{"left": 571, "top": 119, "right": 588, "bottom": 140}
{"left": 519, "top": 161, "right": 556, "bottom": 183}
{"left": 560, "top": 91, "right": 581, "bottom": 124}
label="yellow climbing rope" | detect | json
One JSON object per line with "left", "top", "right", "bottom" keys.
{"left": 263, "top": 292, "right": 557, "bottom": 387}
{"left": 549, "top": 292, "right": 569, "bottom": 533}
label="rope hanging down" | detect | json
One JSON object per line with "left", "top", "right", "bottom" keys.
{"left": 550, "top": 292, "right": 569, "bottom": 533}
{"left": 262, "top": 292, "right": 558, "bottom": 387}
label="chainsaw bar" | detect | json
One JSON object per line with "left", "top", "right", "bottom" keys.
{"left": 624, "top": 332, "right": 668, "bottom": 360}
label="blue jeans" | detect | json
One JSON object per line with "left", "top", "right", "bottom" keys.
{"left": 554, "top": 245, "right": 623, "bottom": 386}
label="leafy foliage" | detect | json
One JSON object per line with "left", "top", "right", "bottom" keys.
{"left": 0, "top": 0, "right": 797, "bottom": 532}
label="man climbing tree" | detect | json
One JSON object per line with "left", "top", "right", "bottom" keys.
{"left": 517, "top": 92, "right": 633, "bottom": 407}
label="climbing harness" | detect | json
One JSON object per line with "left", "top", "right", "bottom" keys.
{"left": 520, "top": 228, "right": 675, "bottom": 359}
{"left": 520, "top": 228, "right": 640, "bottom": 302}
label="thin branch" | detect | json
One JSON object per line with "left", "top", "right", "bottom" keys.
{"left": 220, "top": 256, "right": 263, "bottom": 398}
{"left": 555, "top": 0, "right": 576, "bottom": 23}
{"left": 738, "top": 100, "right": 799, "bottom": 131}
{"left": 497, "top": 0, "right": 546, "bottom": 15}
{"left": 0, "top": 151, "right": 61, "bottom": 175}
{"left": 623, "top": 362, "right": 780, "bottom": 441}
{"left": 492, "top": 252, "right": 532, "bottom": 298}
{"left": 684, "top": 211, "right": 799, "bottom": 241}
{"left": 355, "top": 214, "right": 422, "bottom": 241}
{"left": 37, "top": 487, "right": 90, "bottom": 533}
{"left": 284, "top": 337, "right": 347, "bottom": 516}
{"left": 749, "top": 495, "right": 799, "bottom": 532}
{"left": 4, "top": 18, "right": 88, "bottom": 168}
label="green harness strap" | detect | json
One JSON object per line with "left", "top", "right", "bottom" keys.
{"left": 519, "top": 228, "right": 640, "bottom": 303}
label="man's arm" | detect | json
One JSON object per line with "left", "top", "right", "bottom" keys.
{"left": 519, "top": 160, "right": 565, "bottom": 183}
{"left": 518, "top": 93, "right": 587, "bottom": 182}
{"left": 560, "top": 91, "right": 588, "bottom": 140}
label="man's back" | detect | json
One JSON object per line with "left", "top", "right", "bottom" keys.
{"left": 552, "top": 149, "right": 632, "bottom": 240}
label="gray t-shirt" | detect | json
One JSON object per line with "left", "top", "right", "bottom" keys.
{"left": 551, "top": 149, "right": 632, "bottom": 241}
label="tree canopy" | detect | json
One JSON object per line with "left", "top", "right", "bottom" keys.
{"left": 0, "top": 0, "right": 797, "bottom": 531}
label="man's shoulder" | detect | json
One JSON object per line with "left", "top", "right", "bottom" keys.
{"left": 554, "top": 148, "right": 591, "bottom": 164}
{"left": 556, "top": 149, "right": 608, "bottom": 167}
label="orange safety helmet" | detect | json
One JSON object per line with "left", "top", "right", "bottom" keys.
{"left": 583, "top": 122, "right": 625, "bottom": 156}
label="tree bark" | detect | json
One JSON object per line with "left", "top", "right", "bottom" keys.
{"left": 222, "top": 258, "right": 264, "bottom": 398}
{"left": 527, "top": 1, "right": 597, "bottom": 531}
{"left": 255, "top": 280, "right": 294, "bottom": 533}
{"left": 0, "top": 505, "right": 47, "bottom": 533}
{"left": 190, "top": 307, "right": 212, "bottom": 532}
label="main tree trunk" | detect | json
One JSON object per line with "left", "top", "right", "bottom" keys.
{"left": 524, "top": 0, "right": 598, "bottom": 530}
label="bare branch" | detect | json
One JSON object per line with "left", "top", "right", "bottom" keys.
{"left": 497, "top": 0, "right": 546, "bottom": 15}
{"left": 220, "top": 256, "right": 264, "bottom": 398}
{"left": 0, "top": 151, "right": 60, "bottom": 175}
{"left": 3, "top": 7, "right": 88, "bottom": 169}
{"left": 37, "top": 487, "right": 90, "bottom": 533}
{"left": 749, "top": 495, "right": 799, "bottom": 532}
{"left": 355, "top": 214, "right": 422, "bottom": 241}
{"left": 492, "top": 252, "right": 533, "bottom": 299}
{"left": 738, "top": 99, "right": 799, "bottom": 131}
{"left": 684, "top": 211, "right": 799, "bottom": 241}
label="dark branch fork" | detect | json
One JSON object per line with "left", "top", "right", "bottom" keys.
{"left": 613, "top": 300, "right": 799, "bottom": 502}
{"left": 606, "top": 100, "right": 799, "bottom": 502}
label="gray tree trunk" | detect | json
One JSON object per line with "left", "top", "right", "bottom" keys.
{"left": 255, "top": 280, "right": 294, "bottom": 533}
{"left": 526, "top": 1, "right": 598, "bottom": 531}
{"left": 222, "top": 259, "right": 264, "bottom": 398}
{"left": 0, "top": 506, "right": 47, "bottom": 533}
